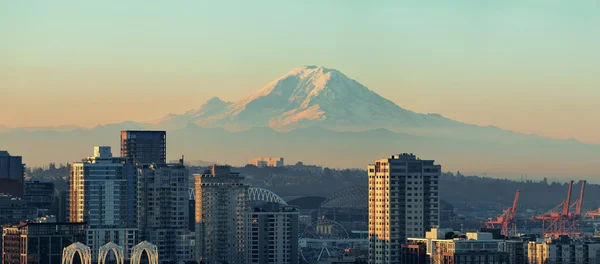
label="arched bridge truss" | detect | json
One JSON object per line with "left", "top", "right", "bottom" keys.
{"left": 320, "top": 185, "right": 368, "bottom": 209}
{"left": 188, "top": 187, "right": 287, "bottom": 205}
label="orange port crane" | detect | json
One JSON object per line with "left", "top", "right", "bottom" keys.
{"left": 585, "top": 209, "right": 600, "bottom": 220}
{"left": 486, "top": 190, "right": 520, "bottom": 237}
{"left": 531, "top": 180, "right": 586, "bottom": 237}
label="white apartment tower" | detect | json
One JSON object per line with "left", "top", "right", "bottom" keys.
{"left": 69, "top": 146, "right": 138, "bottom": 262}
{"left": 69, "top": 146, "right": 136, "bottom": 227}
{"left": 195, "top": 165, "right": 248, "bottom": 264}
{"left": 368, "top": 153, "right": 441, "bottom": 264}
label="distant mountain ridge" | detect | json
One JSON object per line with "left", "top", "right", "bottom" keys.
{"left": 0, "top": 65, "right": 598, "bottom": 178}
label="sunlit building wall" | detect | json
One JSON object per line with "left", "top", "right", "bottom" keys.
{"left": 195, "top": 165, "right": 248, "bottom": 264}
{"left": 368, "top": 153, "right": 441, "bottom": 264}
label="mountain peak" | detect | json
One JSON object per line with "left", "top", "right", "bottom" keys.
{"left": 206, "top": 96, "right": 226, "bottom": 104}
{"left": 184, "top": 96, "right": 232, "bottom": 116}
{"left": 285, "top": 65, "right": 341, "bottom": 78}
{"left": 161, "top": 65, "right": 456, "bottom": 131}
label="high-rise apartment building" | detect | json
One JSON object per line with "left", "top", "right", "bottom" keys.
{"left": 69, "top": 146, "right": 138, "bottom": 262}
{"left": 69, "top": 146, "right": 137, "bottom": 227}
{"left": 137, "top": 160, "right": 192, "bottom": 262}
{"left": 368, "top": 153, "right": 441, "bottom": 264}
{"left": 246, "top": 203, "right": 299, "bottom": 264}
{"left": 120, "top": 130, "right": 166, "bottom": 164}
{"left": 195, "top": 165, "right": 248, "bottom": 264}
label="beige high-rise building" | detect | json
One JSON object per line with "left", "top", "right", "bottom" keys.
{"left": 368, "top": 153, "right": 441, "bottom": 264}
{"left": 195, "top": 165, "right": 248, "bottom": 264}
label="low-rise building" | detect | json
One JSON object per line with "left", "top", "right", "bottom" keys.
{"left": 0, "top": 195, "right": 37, "bottom": 226}
{"left": 86, "top": 227, "right": 138, "bottom": 262}
{"left": 1, "top": 222, "right": 86, "bottom": 264}
{"left": 401, "top": 243, "right": 428, "bottom": 264}
{"left": 286, "top": 162, "right": 323, "bottom": 174}
{"left": 0, "top": 179, "right": 23, "bottom": 198}
{"left": 23, "top": 180, "right": 55, "bottom": 212}
{"left": 432, "top": 237, "right": 509, "bottom": 264}
{"left": 408, "top": 229, "right": 522, "bottom": 264}
{"left": 528, "top": 236, "right": 600, "bottom": 264}
{"left": 505, "top": 239, "right": 528, "bottom": 264}
{"left": 248, "top": 157, "right": 284, "bottom": 167}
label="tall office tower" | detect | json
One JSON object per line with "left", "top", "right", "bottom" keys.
{"left": 368, "top": 153, "right": 441, "bottom": 264}
{"left": 120, "top": 130, "right": 166, "bottom": 164}
{"left": 0, "top": 151, "right": 24, "bottom": 183}
{"left": 195, "top": 165, "right": 248, "bottom": 264}
{"left": 69, "top": 146, "right": 137, "bottom": 227}
{"left": 246, "top": 203, "right": 299, "bottom": 264}
{"left": 0, "top": 151, "right": 25, "bottom": 197}
{"left": 137, "top": 160, "right": 192, "bottom": 262}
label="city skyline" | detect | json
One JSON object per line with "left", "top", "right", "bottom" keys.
{"left": 1, "top": 1, "right": 599, "bottom": 143}
{"left": 4, "top": 2, "right": 600, "bottom": 263}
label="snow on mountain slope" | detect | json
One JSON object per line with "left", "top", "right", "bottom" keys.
{"left": 160, "top": 65, "right": 459, "bottom": 131}
{"left": 151, "top": 97, "right": 232, "bottom": 128}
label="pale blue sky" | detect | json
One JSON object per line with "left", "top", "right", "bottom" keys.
{"left": 1, "top": 1, "right": 599, "bottom": 142}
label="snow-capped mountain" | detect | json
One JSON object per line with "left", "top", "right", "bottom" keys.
{"left": 152, "top": 97, "right": 233, "bottom": 128}
{"left": 3, "top": 65, "right": 597, "bottom": 176}
{"left": 158, "top": 65, "right": 458, "bottom": 131}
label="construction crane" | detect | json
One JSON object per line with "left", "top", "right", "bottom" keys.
{"left": 486, "top": 190, "right": 520, "bottom": 237}
{"left": 531, "top": 180, "right": 586, "bottom": 237}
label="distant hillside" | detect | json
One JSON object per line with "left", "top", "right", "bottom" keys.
{"left": 439, "top": 173, "right": 600, "bottom": 212}
{"left": 26, "top": 162, "right": 600, "bottom": 214}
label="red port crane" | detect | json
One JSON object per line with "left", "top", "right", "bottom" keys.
{"left": 486, "top": 190, "right": 520, "bottom": 237}
{"left": 532, "top": 180, "right": 586, "bottom": 237}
